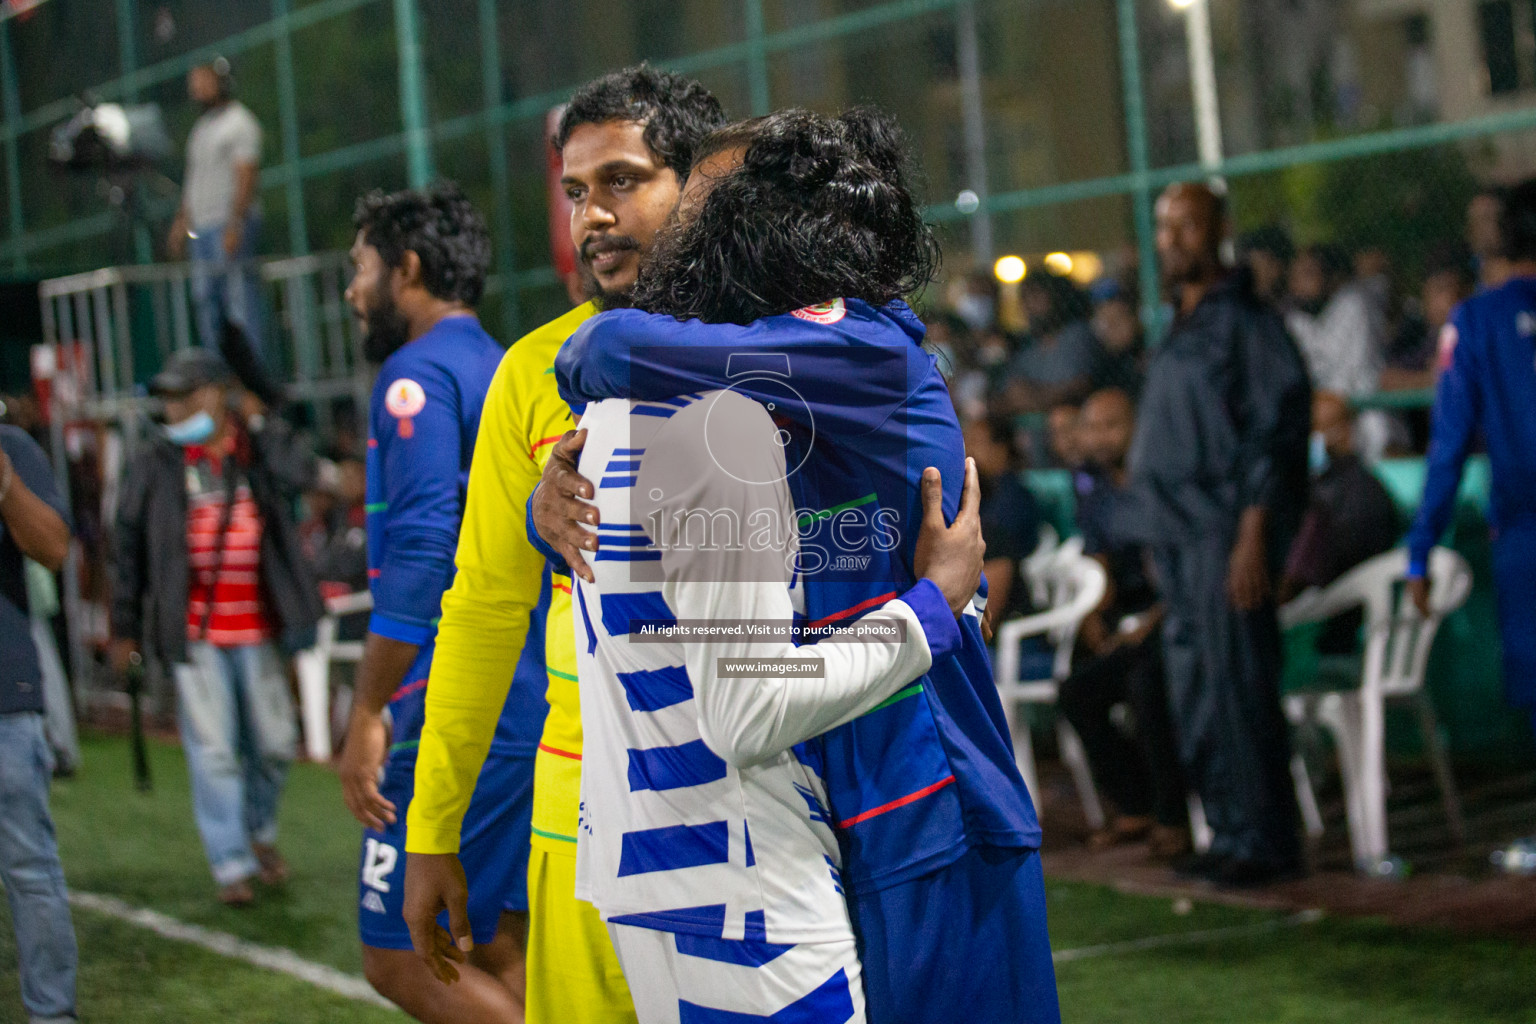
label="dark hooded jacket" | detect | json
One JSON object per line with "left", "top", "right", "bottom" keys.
{"left": 112, "top": 417, "right": 323, "bottom": 665}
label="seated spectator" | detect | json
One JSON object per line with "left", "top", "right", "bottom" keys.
{"left": 1056, "top": 388, "right": 1188, "bottom": 857}
{"left": 1046, "top": 400, "right": 1084, "bottom": 471}
{"left": 1286, "top": 243, "right": 1386, "bottom": 396}
{"left": 954, "top": 268, "right": 1000, "bottom": 333}
{"left": 1089, "top": 291, "right": 1146, "bottom": 396}
{"left": 1002, "top": 273, "right": 1096, "bottom": 413}
{"left": 1237, "top": 225, "right": 1295, "bottom": 308}
{"left": 1279, "top": 392, "right": 1401, "bottom": 654}
{"left": 964, "top": 416, "right": 1042, "bottom": 635}
{"left": 1468, "top": 188, "right": 1508, "bottom": 289}
{"left": 305, "top": 455, "right": 369, "bottom": 641}
{"left": 1382, "top": 244, "right": 1474, "bottom": 392}
{"left": 1353, "top": 246, "right": 1394, "bottom": 321}
{"left": 1286, "top": 242, "right": 1392, "bottom": 458}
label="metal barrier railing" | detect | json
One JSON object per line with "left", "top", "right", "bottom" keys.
{"left": 36, "top": 252, "right": 375, "bottom": 710}
{"left": 38, "top": 250, "right": 372, "bottom": 429}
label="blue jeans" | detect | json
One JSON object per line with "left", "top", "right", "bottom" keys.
{"left": 0, "top": 712, "right": 78, "bottom": 1023}
{"left": 174, "top": 643, "right": 297, "bottom": 885}
{"left": 189, "top": 215, "right": 267, "bottom": 357}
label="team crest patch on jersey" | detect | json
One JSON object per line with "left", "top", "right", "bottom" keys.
{"left": 385, "top": 378, "right": 426, "bottom": 438}
{"left": 791, "top": 298, "right": 847, "bottom": 324}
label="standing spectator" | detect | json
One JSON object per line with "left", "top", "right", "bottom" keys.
{"left": 1003, "top": 274, "right": 1097, "bottom": 414}
{"left": 1237, "top": 226, "right": 1295, "bottom": 309}
{"left": 1278, "top": 392, "right": 1400, "bottom": 653}
{"left": 1089, "top": 291, "right": 1146, "bottom": 395}
{"left": 166, "top": 59, "right": 266, "bottom": 355}
{"left": 964, "top": 415, "right": 1041, "bottom": 634}
{"left": 1408, "top": 179, "right": 1536, "bottom": 862}
{"left": 1058, "top": 388, "right": 1187, "bottom": 858}
{"left": 110, "top": 349, "right": 321, "bottom": 907}
{"left": 1286, "top": 243, "right": 1392, "bottom": 459}
{"left": 0, "top": 423, "right": 79, "bottom": 1024}
{"left": 1130, "top": 182, "right": 1311, "bottom": 887}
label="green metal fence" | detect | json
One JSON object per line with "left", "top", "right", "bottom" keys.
{"left": 5, "top": 0, "right": 1535, "bottom": 344}
{"left": 8, "top": 0, "right": 1536, "bottom": 758}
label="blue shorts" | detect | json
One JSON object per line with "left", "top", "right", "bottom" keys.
{"left": 358, "top": 751, "right": 535, "bottom": 950}
{"left": 848, "top": 845, "right": 1060, "bottom": 1024}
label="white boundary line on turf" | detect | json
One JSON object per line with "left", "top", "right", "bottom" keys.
{"left": 1052, "top": 908, "right": 1326, "bottom": 963}
{"left": 68, "top": 891, "right": 399, "bottom": 1011}
{"left": 70, "top": 886, "right": 1321, "bottom": 998}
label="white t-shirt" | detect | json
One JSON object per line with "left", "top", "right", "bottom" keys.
{"left": 570, "top": 390, "right": 944, "bottom": 944}
{"left": 1285, "top": 283, "right": 1384, "bottom": 397}
{"left": 184, "top": 101, "right": 262, "bottom": 231}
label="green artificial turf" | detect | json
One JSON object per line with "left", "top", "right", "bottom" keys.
{"left": 48, "top": 733, "right": 369, "bottom": 975}
{"left": 1, "top": 731, "right": 1533, "bottom": 1023}
{"left": 0, "top": 905, "right": 399, "bottom": 1024}
{"left": 1054, "top": 917, "right": 1536, "bottom": 1023}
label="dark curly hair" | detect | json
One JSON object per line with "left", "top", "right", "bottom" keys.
{"left": 553, "top": 64, "right": 726, "bottom": 180}
{"left": 629, "top": 107, "right": 940, "bottom": 325}
{"left": 352, "top": 181, "right": 491, "bottom": 306}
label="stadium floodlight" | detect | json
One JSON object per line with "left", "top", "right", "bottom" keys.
{"left": 993, "top": 255, "right": 1027, "bottom": 284}
{"left": 1043, "top": 252, "right": 1074, "bottom": 277}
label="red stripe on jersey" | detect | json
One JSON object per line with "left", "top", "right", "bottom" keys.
{"left": 835, "top": 775, "right": 956, "bottom": 829}
{"left": 530, "top": 434, "right": 565, "bottom": 458}
{"left": 806, "top": 591, "right": 898, "bottom": 630}
{"left": 392, "top": 678, "right": 428, "bottom": 701}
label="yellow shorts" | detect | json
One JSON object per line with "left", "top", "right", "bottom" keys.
{"left": 526, "top": 847, "right": 636, "bottom": 1024}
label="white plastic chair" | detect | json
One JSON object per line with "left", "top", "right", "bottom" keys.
{"left": 1021, "top": 523, "right": 1060, "bottom": 609}
{"left": 1279, "top": 547, "right": 1471, "bottom": 873}
{"left": 294, "top": 590, "right": 372, "bottom": 761}
{"left": 994, "top": 552, "right": 1109, "bottom": 829}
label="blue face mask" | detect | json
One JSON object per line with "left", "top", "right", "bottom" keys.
{"left": 1308, "top": 431, "right": 1330, "bottom": 476}
{"left": 164, "top": 410, "right": 216, "bottom": 446}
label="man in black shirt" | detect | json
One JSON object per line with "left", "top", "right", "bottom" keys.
{"left": 0, "top": 424, "right": 79, "bottom": 1024}
{"left": 1058, "top": 389, "right": 1188, "bottom": 856}
{"left": 1279, "top": 392, "right": 1400, "bottom": 652}
{"left": 1130, "top": 183, "right": 1311, "bottom": 886}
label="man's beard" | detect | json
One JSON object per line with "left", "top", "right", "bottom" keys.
{"left": 360, "top": 282, "right": 411, "bottom": 364}
{"left": 579, "top": 233, "right": 642, "bottom": 311}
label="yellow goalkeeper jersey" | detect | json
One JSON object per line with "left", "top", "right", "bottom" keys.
{"left": 407, "top": 301, "right": 595, "bottom": 855}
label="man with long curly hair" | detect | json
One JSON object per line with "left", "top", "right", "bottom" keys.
{"left": 536, "top": 109, "right": 1061, "bottom": 1024}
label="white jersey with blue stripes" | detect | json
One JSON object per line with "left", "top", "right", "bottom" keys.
{"left": 569, "top": 390, "right": 944, "bottom": 944}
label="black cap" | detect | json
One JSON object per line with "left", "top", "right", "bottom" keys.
{"left": 149, "top": 348, "right": 232, "bottom": 397}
